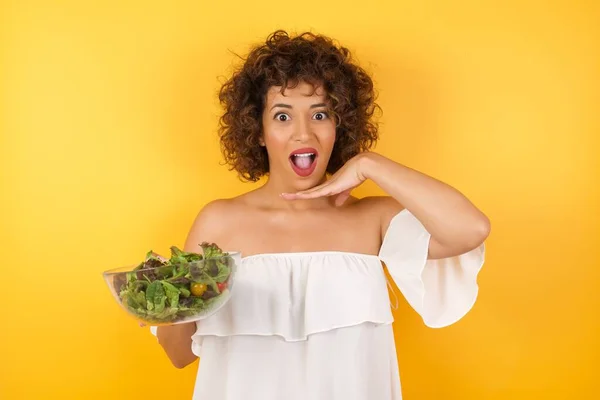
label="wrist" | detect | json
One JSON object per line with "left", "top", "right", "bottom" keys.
{"left": 358, "top": 152, "right": 384, "bottom": 181}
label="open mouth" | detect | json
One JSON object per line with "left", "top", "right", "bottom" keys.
{"left": 289, "top": 148, "right": 318, "bottom": 177}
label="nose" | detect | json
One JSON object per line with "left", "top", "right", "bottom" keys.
{"left": 291, "top": 116, "right": 312, "bottom": 142}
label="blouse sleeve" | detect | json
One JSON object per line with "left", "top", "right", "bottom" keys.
{"left": 378, "top": 209, "right": 485, "bottom": 328}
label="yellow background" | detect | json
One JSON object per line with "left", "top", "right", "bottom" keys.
{"left": 1, "top": 1, "right": 598, "bottom": 399}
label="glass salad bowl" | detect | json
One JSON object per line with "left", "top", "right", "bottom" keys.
{"left": 103, "top": 243, "right": 241, "bottom": 326}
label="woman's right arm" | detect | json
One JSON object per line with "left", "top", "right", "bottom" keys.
{"left": 155, "top": 322, "right": 198, "bottom": 368}
{"left": 154, "top": 199, "right": 229, "bottom": 368}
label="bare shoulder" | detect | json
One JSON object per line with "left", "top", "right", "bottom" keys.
{"left": 183, "top": 197, "right": 245, "bottom": 251}
{"left": 352, "top": 195, "right": 405, "bottom": 236}
{"left": 352, "top": 195, "right": 404, "bottom": 216}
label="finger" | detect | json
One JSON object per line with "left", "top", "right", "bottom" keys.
{"left": 281, "top": 189, "right": 330, "bottom": 200}
{"left": 280, "top": 181, "right": 332, "bottom": 199}
{"left": 282, "top": 181, "right": 342, "bottom": 200}
{"left": 296, "top": 178, "right": 335, "bottom": 195}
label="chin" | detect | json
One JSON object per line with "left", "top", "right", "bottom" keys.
{"left": 287, "top": 166, "right": 328, "bottom": 192}
{"left": 292, "top": 174, "right": 326, "bottom": 191}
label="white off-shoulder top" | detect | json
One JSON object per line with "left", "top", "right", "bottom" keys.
{"left": 151, "top": 209, "right": 485, "bottom": 400}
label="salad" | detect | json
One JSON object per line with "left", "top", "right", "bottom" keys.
{"left": 113, "top": 242, "right": 234, "bottom": 324}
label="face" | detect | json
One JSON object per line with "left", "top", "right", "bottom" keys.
{"left": 260, "top": 81, "right": 336, "bottom": 189}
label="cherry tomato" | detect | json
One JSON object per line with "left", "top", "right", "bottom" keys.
{"left": 190, "top": 282, "right": 207, "bottom": 297}
{"left": 217, "top": 282, "right": 228, "bottom": 292}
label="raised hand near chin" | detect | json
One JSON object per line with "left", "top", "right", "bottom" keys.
{"left": 280, "top": 152, "right": 372, "bottom": 206}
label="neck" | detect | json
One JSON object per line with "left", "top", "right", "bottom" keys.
{"left": 259, "top": 173, "right": 331, "bottom": 211}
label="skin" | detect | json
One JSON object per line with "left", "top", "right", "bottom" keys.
{"left": 155, "top": 81, "right": 491, "bottom": 369}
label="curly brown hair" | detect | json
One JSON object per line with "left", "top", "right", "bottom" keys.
{"left": 217, "top": 30, "right": 380, "bottom": 182}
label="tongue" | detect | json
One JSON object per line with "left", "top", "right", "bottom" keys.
{"left": 293, "top": 156, "right": 312, "bottom": 169}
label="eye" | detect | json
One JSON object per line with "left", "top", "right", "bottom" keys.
{"left": 274, "top": 113, "right": 290, "bottom": 122}
{"left": 313, "top": 111, "right": 329, "bottom": 121}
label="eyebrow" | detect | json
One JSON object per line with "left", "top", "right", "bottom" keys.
{"left": 269, "top": 102, "right": 328, "bottom": 111}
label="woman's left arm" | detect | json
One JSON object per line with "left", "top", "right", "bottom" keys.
{"left": 282, "top": 152, "right": 490, "bottom": 259}
{"left": 360, "top": 152, "right": 490, "bottom": 259}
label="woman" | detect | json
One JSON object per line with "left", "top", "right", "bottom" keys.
{"left": 151, "top": 30, "right": 490, "bottom": 400}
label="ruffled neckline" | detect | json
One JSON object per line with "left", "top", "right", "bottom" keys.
{"left": 241, "top": 251, "right": 381, "bottom": 262}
